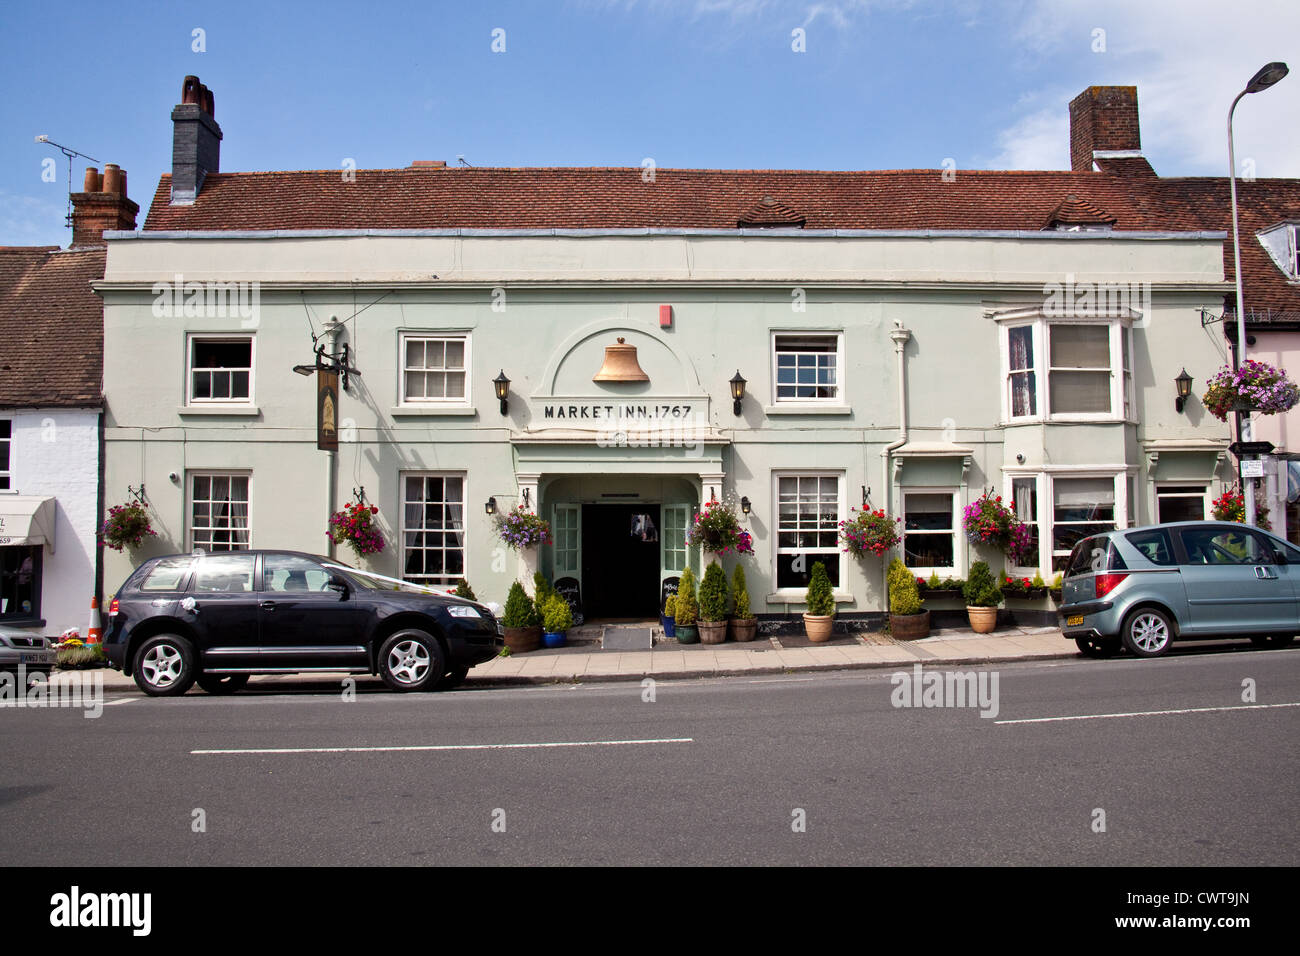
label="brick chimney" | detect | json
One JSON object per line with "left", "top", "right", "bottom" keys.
{"left": 170, "top": 75, "right": 222, "bottom": 204}
{"left": 1069, "top": 86, "right": 1142, "bottom": 172}
{"left": 69, "top": 164, "right": 140, "bottom": 247}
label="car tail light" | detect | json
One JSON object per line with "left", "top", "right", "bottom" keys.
{"left": 108, "top": 598, "right": 119, "bottom": 616}
{"left": 1095, "top": 573, "right": 1129, "bottom": 598}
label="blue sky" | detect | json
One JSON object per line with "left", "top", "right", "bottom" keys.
{"left": 2, "top": 0, "right": 1297, "bottom": 247}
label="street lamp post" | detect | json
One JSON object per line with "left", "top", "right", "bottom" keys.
{"left": 1228, "top": 61, "right": 1289, "bottom": 526}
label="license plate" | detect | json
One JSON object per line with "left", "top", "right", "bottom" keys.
{"left": 1066, "top": 615, "right": 1084, "bottom": 627}
{"left": 19, "top": 653, "right": 47, "bottom": 664}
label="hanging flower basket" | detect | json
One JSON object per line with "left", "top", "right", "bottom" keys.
{"left": 1211, "top": 487, "right": 1273, "bottom": 530}
{"left": 685, "top": 499, "right": 754, "bottom": 556}
{"left": 1202, "top": 360, "right": 1300, "bottom": 423}
{"left": 327, "top": 502, "right": 386, "bottom": 558}
{"left": 101, "top": 501, "right": 157, "bottom": 551}
{"left": 838, "top": 507, "right": 901, "bottom": 558}
{"left": 962, "top": 491, "right": 1016, "bottom": 551}
{"left": 493, "top": 506, "right": 551, "bottom": 551}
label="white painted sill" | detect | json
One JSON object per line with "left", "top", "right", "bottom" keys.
{"left": 763, "top": 405, "right": 853, "bottom": 416}
{"left": 177, "top": 405, "right": 260, "bottom": 416}
{"left": 765, "top": 590, "right": 854, "bottom": 605}
{"left": 390, "top": 406, "right": 478, "bottom": 418}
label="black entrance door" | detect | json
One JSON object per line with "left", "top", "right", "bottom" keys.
{"left": 581, "top": 504, "right": 661, "bottom": 619}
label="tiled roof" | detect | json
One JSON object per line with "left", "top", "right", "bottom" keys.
{"left": 737, "top": 195, "right": 806, "bottom": 227}
{"left": 0, "top": 246, "right": 106, "bottom": 408}
{"left": 1044, "top": 193, "right": 1116, "bottom": 228}
{"left": 138, "top": 165, "right": 1300, "bottom": 317}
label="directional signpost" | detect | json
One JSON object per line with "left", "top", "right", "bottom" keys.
{"left": 1229, "top": 441, "right": 1275, "bottom": 457}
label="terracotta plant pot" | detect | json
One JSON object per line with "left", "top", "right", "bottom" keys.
{"left": 730, "top": 617, "right": 758, "bottom": 642}
{"left": 503, "top": 625, "right": 542, "bottom": 654}
{"left": 675, "top": 624, "right": 699, "bottom": 644}
{"left": 698, "top": 620, "right": 728, "bottom": 644}
{"left": 803, "top": 613, "right": 834, "bottom": 642}
{"left": 890, "top": 610, "right": 930, "bottom": 641}
{"left": 966, "top": 606, "right": 998, "bottom": 634}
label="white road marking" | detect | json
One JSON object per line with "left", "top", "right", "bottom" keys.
{"left": 192, "top": 737, "right": 694, "bottom": 755}
{"left": 997, "top": 701, "right": 1300, "bottom": 725}
{"left": 105, "top": 698, "right": 139, "bottom": 706}
{"left": 747, "top": 677, "right": 818, "bottom": 684}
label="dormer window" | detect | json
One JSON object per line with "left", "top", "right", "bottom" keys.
{"left": 1257, "top": 222, "right": 1300, "bottom": 280}
{"left": 1044, "top": 194, "right": 1116, "bottom": 233}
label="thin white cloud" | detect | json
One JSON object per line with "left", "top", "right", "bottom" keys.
{"left": 0, "top": 190, "right": 70, "bottom": 249}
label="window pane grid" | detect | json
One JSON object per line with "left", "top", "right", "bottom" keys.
{"left": 775, "top": 335, "right": 839, "bottom": 401}
{"left": 190, "top": 339, "right": 252, "bottom": 403}
{"left": 403, "top": 336, "right": 468, "bottom": 402}
{"left": 191, "top": 473, "right": 251, "bottom": 551}
{"left": 402, "top": 475, "right": 465, "bottom": 585}
{"left": 776, "top": 475, "right": 840, "bottom": 588}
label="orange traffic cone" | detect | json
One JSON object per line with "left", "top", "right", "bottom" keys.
{"left": 87, "top": 595, "right": 103, "bottom": 645}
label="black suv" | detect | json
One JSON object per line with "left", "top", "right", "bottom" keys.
{"left": 104, "top": 551, "right": 502, "bottom": 695}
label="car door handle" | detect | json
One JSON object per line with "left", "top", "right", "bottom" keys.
{"left": 260, "top": 601, "right": 277, "bottom": 610}
{"left": 1254, "top": 566, "right": 1278, "bottom": 579}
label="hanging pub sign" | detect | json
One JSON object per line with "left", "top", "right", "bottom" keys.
{"left": 317, "top": 369, "right": 339, "bottom": 451}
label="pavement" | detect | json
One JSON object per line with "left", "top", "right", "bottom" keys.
{"left": 75, "top": 623, "right": 1079, "bottom": 691}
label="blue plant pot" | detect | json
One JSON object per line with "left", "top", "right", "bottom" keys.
{"left": 660, "top": 615, "right": 676, "bottom": 638}
{"left": 543, "top": 631, "right": 567, "bottom": 648}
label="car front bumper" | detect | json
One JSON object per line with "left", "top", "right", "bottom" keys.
{"left": 0, "top": 647, "right": 56, "bottom": 673}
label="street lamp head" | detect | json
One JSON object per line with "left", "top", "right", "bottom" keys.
{"left": 1245, "top": 61, "right": 1289, "bottom": 94}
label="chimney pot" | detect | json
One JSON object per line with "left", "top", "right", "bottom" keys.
{"left": 83, "top": 167, "right": 102, "bottom": 192}
{"left": 411, "top": 160, "right": 446, "bottom": 168}
{"left": 102, "top": 164, "right": 122, "bottom": 196}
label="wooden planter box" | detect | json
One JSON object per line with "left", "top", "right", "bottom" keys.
{"left": 890, "top": 610, "right": 930, "bottom": 640}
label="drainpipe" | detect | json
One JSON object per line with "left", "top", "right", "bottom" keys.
{"left": 881, "top": 322, "right": 912, "bottom": 514}
{"left": 880, "top": 322, "right": 911, "bottom": 606}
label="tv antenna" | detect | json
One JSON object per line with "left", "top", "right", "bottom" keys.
{"left": 34, "top": 135, "right": 99, "bottom": 229}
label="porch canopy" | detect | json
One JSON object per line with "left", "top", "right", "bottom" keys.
{"left": 0, "top": 495, "right": 56, "bottom": 551}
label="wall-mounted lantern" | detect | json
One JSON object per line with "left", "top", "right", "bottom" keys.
{"left": 493, "top": 370, "right": 510, "bottom": 415}
{"left": 729, "top": 370, "right": 747, "bottom": 416}
{"left": 485, "top": 497, "right": 498, "bottom": 516}
{"left": 740, "top": 496, "right": 751, "bottom": 515}
{"left": 1174, "top": 368, "right": 1194, "bottom": 413}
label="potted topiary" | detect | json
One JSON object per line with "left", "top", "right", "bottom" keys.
{"left": 674, "top": 566, "right": 699, "bottom": 644}
{"left": 803, "top": 561, "right": 835, "bottom": 642}
{"left": 662, "top": 595, "right": 677, "bottom": 638}
{"left": 501, "top": 580, "right": 541, "bottom": 653}
{"left": 697, "top": 562, "right": 729, "bottom": 644}
{"left": 729, "top": 564, "right": 757, "bottom": 642}
{"left": 541, "top": 592, "right": 572, "bottom": 648}
{"left": 963, "top": 561, "right": 1002, "bottom": 633}
{"left": 887, "top": 557, "right": 929, "bottom": 640}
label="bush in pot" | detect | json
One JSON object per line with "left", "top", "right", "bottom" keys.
{"left": 501, "top": 580, "right": 541, "bottom": 653}
{"left": 803, "top": 561, "right": 835, "bottom": 642}
{"left": 697, "top": 562, "right": 729, "bottom": 644}
{"left": 887, "top": 557, "right": 929, "bottom": 640}
{"left": 662, "top": 594, "right": 677, "bottom": 638}
{"left": 674, "top": 566, "right": 699, "bottom": 644}
{"left": 963, "top": 561, "right": 1002, "bottom": 633}
{"left": 541, "top": 593, "right": 572, "bottom": 647}
{"left": 729, "top": 564, "right": 757, "bottom": 642}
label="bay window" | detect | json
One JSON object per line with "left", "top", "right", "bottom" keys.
{"left": 999, "top": 316, "right": 1134, "bottom": 422}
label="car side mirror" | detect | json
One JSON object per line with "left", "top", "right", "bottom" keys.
{"left": 1272, "top": 548, "right": 1288, "bottom": 566}
{"left": 327, "top": 575, "right": 350, "bottom": 597}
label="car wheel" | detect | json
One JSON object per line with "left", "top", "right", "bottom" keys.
{"left": 196, "top": 673, "right": 250, "bottom": 695}
{"left": 378, "top": 629, "right": 444, "bottom": 692}
{"left": 133, "top": 634, "right": 197, "bottom": 696}
{"left": 1075, "top": 637, "right": 1120, "bottom": 658}
{"left": 1120, "top": 608, "right": 1173, "bottom": 658}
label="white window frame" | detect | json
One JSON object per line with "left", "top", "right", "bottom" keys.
{"left": 770, "top": 331, "right": 845, "bottom": 405}
{"left": 771, "top": 470, "right": 846, "bottom": 595}
{"left": 0, "top": 418, "right": 11, "bottom": 491}
{"left": 997, "top": 315, "right": 1134, "bottom": 424}
{"left": 552, "top": 503, "right": 581, "bottom": 579}
{"left": 901, "top": 487, "right": 961, "bottom": 577}
{"left": 187, "top": 470, "right": 253, "bottom": 552}
{"left": 1155, "top": 482, "right": 1210, "bottom": 524}
{"left": 399, "top": 332, "right": 471, "bottom": 407}
{"left": 400, "top": 471, "right": 468, "bottom": 587}
{"left": 186, "top": 334, "right": 255, "bottom": 406}
{"left": 1006, "top": 474, "right": 1044, "bottom": 574}
{"left": 1003, "top": 468, "right": 1133, "bottom": 574}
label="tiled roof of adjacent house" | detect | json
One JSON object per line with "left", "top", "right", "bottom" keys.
{"left": 0, "top": 245, "right": 106, "bottom": 408}
{"left": 138, "top": 165, "right": 1300, "bottom": 315}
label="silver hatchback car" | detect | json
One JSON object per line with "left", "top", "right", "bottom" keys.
{"left": 1058, "top": 521, "right": 1300, "bottom": 658}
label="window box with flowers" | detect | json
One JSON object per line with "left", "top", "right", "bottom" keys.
{"left": 101, "top": 502, "right": 158, "bottom": 552}
{"left": 327, "top": 503, "right": 385, "bottom": 559}
{"left": 999, "top": 571, "right": 1048, "bottom": 600}
{"left": 1202, "top": 359, "right": 1300, "bottom": 421}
